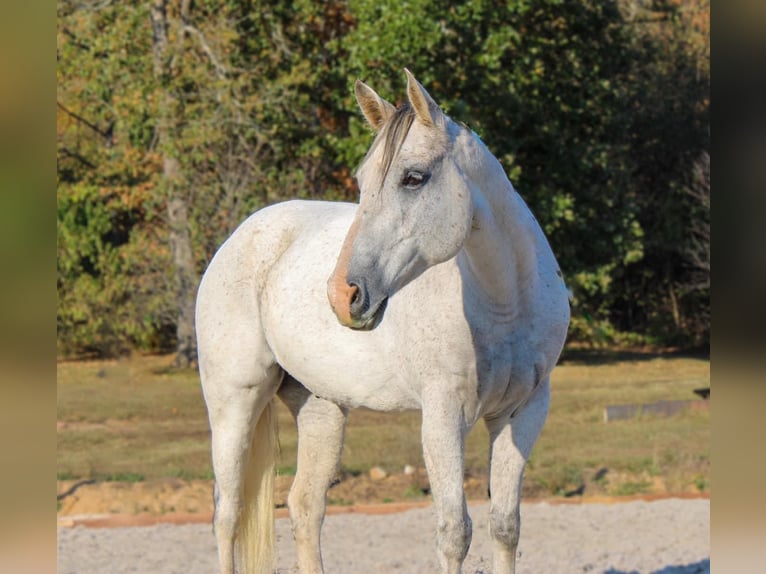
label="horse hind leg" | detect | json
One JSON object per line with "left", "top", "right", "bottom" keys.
{"left": 278, "top": 377, "right": 348, "bottom": 574}
{"left": 202, "top": 359, "right": 283, "bottom": 574}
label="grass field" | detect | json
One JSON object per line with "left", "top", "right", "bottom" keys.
{"left": 57, "top": 350, "right": 709, "bottom": 498}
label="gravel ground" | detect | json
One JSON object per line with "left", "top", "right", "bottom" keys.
{"left": 57, "top": 498, "right": 709, "bottom": 573}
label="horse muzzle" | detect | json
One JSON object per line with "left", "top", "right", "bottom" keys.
{"left": 327, "top": 274, "right": 388, "bottom": 330}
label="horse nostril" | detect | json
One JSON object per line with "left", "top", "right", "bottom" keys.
{"left": 347, "top": 280, "right": 369, "bottom": 317}
{"left": 349, "top": 283, "right": 361, "bottom": 306}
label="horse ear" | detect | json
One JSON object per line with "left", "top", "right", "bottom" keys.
{"left": 354, "top": 79, "right": 396, "bottom": 131}
{"left": 404, "top": 68, "right": 440, "bottom": 127}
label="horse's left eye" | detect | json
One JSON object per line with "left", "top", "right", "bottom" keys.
{"left": 401, "top": 171, "right": 429, "bottom": 188}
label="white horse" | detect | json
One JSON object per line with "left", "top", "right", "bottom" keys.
{"left": 196, "top": 69, "right": 570, "bottom": 574}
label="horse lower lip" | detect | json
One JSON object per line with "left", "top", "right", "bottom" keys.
{"left": 373, "top": 297, "right": 388, "bottom": 322}
{"left": 353, "top": 297, "right": 388, "bottom": 331}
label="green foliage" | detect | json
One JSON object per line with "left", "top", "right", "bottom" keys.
{"left": 57, "top": 184, "right": 174, "bottom": 356}
{"left": 57, "top": 0, "right": 709, "bottom": 357}
{"left": 611, "top": 480, "right": 653, "bottom": 496}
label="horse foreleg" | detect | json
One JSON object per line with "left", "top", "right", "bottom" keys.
{"left": 279, "top": 378, "right": 348, "bottom": 574}
{"left": 421, "top": 398, "right": 472, "bottom": 574}
{"left": 484, "top": 378, "right": 550, "bottom": 574}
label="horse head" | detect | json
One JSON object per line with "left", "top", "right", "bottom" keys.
{"left": 327, "top": 69, "right": 474, "bottom": 329}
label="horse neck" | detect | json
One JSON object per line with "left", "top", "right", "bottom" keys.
{"left": 456, "top": 132, "right": 541, "bottom": 315}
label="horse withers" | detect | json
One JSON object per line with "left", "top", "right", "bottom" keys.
{"left": 196, "top": 69, "right": 570, "bottom": 574}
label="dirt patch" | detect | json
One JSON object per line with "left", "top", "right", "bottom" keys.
{"left": 57, "top": 465, "right": 707, "bottom": 523}
{"left": 58, "top": 478, "right": 215, "bottom": 516}
{"left": 57, "top": 468, "right": 479, "bottom": 518}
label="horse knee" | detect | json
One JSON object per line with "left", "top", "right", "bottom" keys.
{"left": 287, "top": 488, "right": 307, "bottom": 524}
{"left": 213, "top": 488, "right": 240, "bottom": 538}
{"left": 287, "top": 486, "right": 323, "bottom": 539}
{"left": 437, "top": 512, "right": 472, "bottom": 561}
{"left": 490, "top": 507, "right": 520, "bottom": 550}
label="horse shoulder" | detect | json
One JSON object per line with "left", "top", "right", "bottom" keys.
{"left": 469, "top": 274, "right": 568, "bottom": 419}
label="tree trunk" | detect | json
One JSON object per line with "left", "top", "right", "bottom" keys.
{"left": 165, "top": 159, "right": 198, "bottom": 369}
{"left": 668, "top": 280, "right": 682, "bottom": 331}
{"left": 151, "top": 0, "right": 198, "bottom": 368}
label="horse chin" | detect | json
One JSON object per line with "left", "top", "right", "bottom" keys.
{"left": 351, "top": 296, "right": 388, "bottom": 331}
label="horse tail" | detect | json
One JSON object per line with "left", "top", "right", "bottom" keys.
{"left": 239, "top": 400, "right": 279, "bottom": 574}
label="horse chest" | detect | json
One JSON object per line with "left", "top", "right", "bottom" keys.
{"left": 471, "top": 332, "right": 544, "bottom": 419}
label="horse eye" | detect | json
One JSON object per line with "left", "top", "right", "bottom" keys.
{"left": 401, "top": 171, "right": 429, "bottom": 188}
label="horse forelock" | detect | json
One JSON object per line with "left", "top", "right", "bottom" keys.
{"left": 380, "top": 104, "right": 417, "bottom": 183}
{"left": 357, "top": 104, "right": 416, "bottom": 194}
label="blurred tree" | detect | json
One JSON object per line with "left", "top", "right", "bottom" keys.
{"left": 57, "top": 0, "right": 709, "bottom": 358}
{"left": 57, "top": 0, "right": 169, "bottom": 356}
{"left": 58, "top": 0, "right": 338, "bottom": 359}
{"left": 149, "top": 0, "right": 197, "bottom": 367}
{"left": 613, "top": 0, "right": 710, "bottom": 345}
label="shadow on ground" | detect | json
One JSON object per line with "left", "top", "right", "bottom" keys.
{"left": 560, "top": 347, "right": 709, "bottom": 366}
{"left": 603, "top": 558, "right": 710, "bottom": 574}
